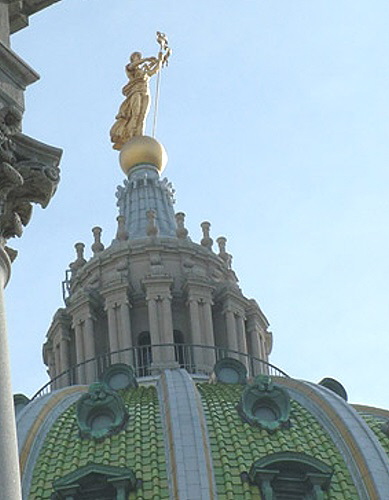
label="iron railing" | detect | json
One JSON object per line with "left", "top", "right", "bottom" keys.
{"left": 31, "top": 343, "right": 289, "bottom": 401}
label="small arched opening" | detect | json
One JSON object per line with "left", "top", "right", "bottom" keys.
{"left": 137, "top": 331, "right": 152, "bottom": 376}
{"left": 173, "top": 330, "right": 185, "bottom": 368}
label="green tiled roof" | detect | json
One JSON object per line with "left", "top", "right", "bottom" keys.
{"left": 198, "top": 383, "right": 358, "bottom": 500}
{"left": 359, "top": 413, "right": 389, "bottom": 457}
{"left": 29, "top": 386, "right": 169, "bottom": 499}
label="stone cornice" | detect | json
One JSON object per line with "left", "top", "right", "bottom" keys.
{"left": 9, "top": 0, "right": 62, "bottom": 34}
{"left": 67, "top": 290, "right": 100, "bottom": 323}
{"left": 216, "top": 286, "right": 248, "bottom": 314}
{"left": 101, "top": 282, "right": 131, "bottom": 309}
{"left": 0, "top": 40, "right": 38, "bottom": 90}
{"left": 245, "top": 299, "right": 270, "bottom": 330}
{"left": 142, "top": 275, "right": 173, "bottom": 301}
{"left": 183, "top": 276, "right": 215, "bottom": 304}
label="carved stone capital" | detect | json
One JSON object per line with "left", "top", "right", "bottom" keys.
{"left": 0, "top": 112, "right": 62, "bottom": 243}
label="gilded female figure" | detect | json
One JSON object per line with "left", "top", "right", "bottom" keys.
{"left": 110, "top": 46, "right": 170, "bottom": 150}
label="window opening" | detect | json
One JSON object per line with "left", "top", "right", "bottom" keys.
{"left": 137, "top": 331, "right": 152, "bottom": 376}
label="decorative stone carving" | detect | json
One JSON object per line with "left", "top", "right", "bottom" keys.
{"left": 237, "top": 375, "right": 291, "bottom": 432}
{"left": 200, "top": 221, "right": 213, "bottom": 250}
{"left": 70, "top": 242, "right": 86, "bottom": 277}
{"left": 216, "top": 236, "right": 232, "bottom": 269}
{"left": 91, "top": 226, "right": 104, "bottom": 255}
{"left": 175, "top": 211, "right": 188, "bottom": 239}
{"left": 0, "top": 106, "right": 61, "bottom": 244}
{"left": 146, "top": 209, "right": 158, "bottom": 237}
{"left": 76, "top": 382, "right": 129, "bottom": 440}
{"left": 149, "top": 251, "right": 164, "bottom": 275}
{"left": 116, "top": 215, "right": 129, "bottom": 241}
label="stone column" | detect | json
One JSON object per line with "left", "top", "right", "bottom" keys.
{"left": 83, "top": 315, "right": 96, "bottom": 384}
{"left": 103, "top": 285, "right": 133, "bottom": 365}
{"left": 53, "top": 343, "right": 61, "bottom": 389}
{"left": 43, "top": 342, "right": 55, "bottom": 384}
{"left": 72, "top": 316, "right": 96, "bottom": 384}
{"left": 70, "top": 298, "right": 97, "bottom": 385}
{"left": 0, "top": 4, "right": 10, "bottom": 45}
{"left": 220, "top": 291, "right": 249, "bottom": 366}
{"left": 224, "top": 308, "right": 239, "bottom": 353}
{"left": 106, "top": 305, "right": 120, "bottom": 363}
{"left": 119, "top": 301, "right": 133, "bottom": 365}
{"left": 0, "top": 247, "right": 22, "bottom": 499}
{"left": 188, "top": 299, "right": 202, "bottom": 345}
{"left": 44, "top": 310, "right": 72, "bottom": 388}
{"left": 236, "top": 313, "right": 248, "bottom": 355}
{"left": 185, "top": 280, "right": 215, "bottom": 372}
{"left": 73, "top": 319, "right": 86, "bottom": 384}
{"left": 143, "top": 276, "right": 175, "bottom": 371}
{"left": 59, "top": 333, "right": 70, "bottom": 386}
{"left": 246, "top": 300, "right": 271, "bottom": 376}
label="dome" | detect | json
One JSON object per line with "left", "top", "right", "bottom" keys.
{"left": 17, "top": 368, "right": 389, "bottom": 499}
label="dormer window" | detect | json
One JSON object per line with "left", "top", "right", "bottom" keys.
{"left": 249, "top": 452, "right": 333, "bottom": 500}
{"left": 52, "top": 463, "right": 137, "bottom": 499}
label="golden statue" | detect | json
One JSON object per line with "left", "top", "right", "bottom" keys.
{"left": 110, "top": 32, "right": 171, "bottom": 150}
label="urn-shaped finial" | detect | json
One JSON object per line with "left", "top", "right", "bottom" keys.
{"left": 91, "top": 227, "right": 104, "bottom": 256}
{"left": 200, "top": 221, "right": 213, "bottom": 250}
{"left": 175, "top": 212, "right": 188, "bottom": 239}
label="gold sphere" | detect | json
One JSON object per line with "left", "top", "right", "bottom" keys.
{"left": 119, "top": 136, "right": 168, "bottom": 175}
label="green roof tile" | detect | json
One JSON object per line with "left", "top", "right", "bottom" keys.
{"left": 359, "top": 413, "right": 389, "bottom": 456}
{"left": 29, "top": 386, "right": 169, "bottom": 499}
{"left": 198, "top": 382, "right": 358, "bottom": 499}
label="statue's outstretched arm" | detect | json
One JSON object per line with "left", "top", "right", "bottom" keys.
{"left": 146, "top": 53, "right": 163, "bottom": 77}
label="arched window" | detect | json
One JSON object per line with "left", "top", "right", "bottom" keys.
{"left": 173, "top": 330, "right": 185, "bottom": 368}
{"left": 137, "top": 332, "right": 152, "bottom": 376}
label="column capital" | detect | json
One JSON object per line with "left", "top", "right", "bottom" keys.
{"left": 183, "top": 277, "right": 214, "bottom": 304}
{"left": 102, "top": 283, "right": 131, "bottom": 310}
{"left": 245, "top": 299, "right": 270, "bottom": 330}
{"left": 0, "top": 115, "right": 61, "bottom": 243}
{"left": 217, "top": 287, "right": 247, "bottom": 317}
{"left": 142, "top": 275, "right": 173, "bottom": 301}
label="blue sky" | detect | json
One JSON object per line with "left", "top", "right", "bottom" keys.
{"left": 7, "top": 1, "right": 389, "bottom": 407}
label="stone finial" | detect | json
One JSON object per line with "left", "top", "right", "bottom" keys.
{"left": 91, "top": 227, "right": 104, "bottom": 255}
{"left": 175, "top": 212, "right": 188, "bottom": 239}
{"left": 216, "top": 236, "right": 227, "bottom": 255}
{"left": 146, "top": 209, "right": 158, "bottom": 237}
{"left": 70, "top": 242, "right": 86, "bottom": 276}
{"left": 116, "top": 215, "right": 129, "bottom": 242}
{"left": 217, "top": 236, "right": 232, "bottom": 269}
{"left": 200, "top": 221, "right": 213, "bottom": 250}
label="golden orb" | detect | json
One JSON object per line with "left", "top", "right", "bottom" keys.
{"left": 119, "top": 136, "right": 168, "bottom": 175}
